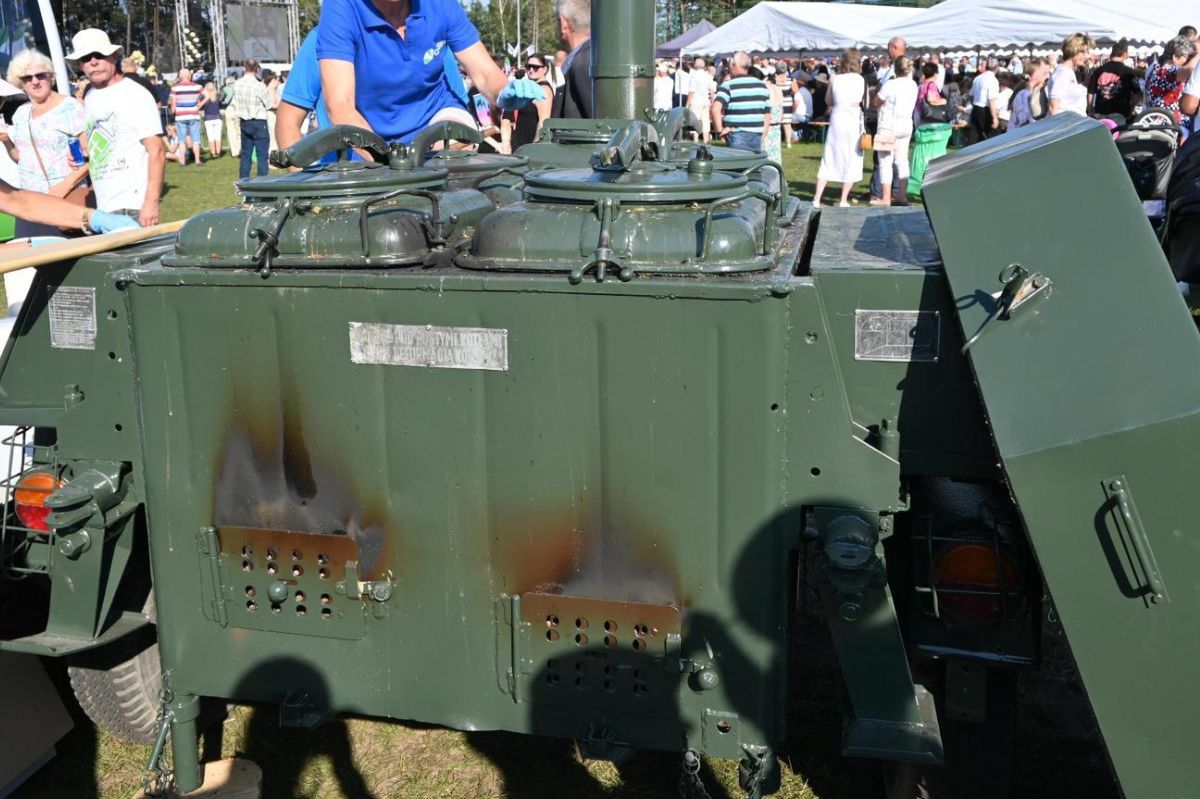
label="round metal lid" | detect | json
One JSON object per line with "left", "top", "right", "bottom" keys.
{"left": 422, "top": 150, "right": 529, "bottom": 177}
{"left": 524, "top": 161, "right": 749, "bottom": 203}
{"left": 667, "top": 141, "right": 767, "bottom": 171}
{"left": 237, "top": 160, "right": 449, "bottom": 200}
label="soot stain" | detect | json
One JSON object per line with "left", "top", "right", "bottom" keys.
{"left": 213, "top": 423, "right": 393, "bottom": 580}
{"left": 498, "top": 509, "right": 682, "bottom": 607}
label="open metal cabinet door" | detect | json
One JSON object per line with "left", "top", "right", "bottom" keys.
{"left": 922, "top": 115, "right": 1200, "bottom": 799}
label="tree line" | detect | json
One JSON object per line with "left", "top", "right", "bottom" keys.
{"left": 55, "top": 0, "right": 940, "bottom": 76}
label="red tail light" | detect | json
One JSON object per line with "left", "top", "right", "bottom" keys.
{"left": 934, "top": 543, "right": 1020, "bottom": 623}
{"left": 13, "top": 470, "right": 62, "bottom": 532}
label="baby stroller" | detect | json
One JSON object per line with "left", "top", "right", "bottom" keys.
{"left": 1163, "top": 133, "right": 1200, "bottom": 287}
{"left": 1114, "top": 110, "right": 1182, "bottom": 228}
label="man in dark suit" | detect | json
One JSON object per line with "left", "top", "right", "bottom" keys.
{"left": 552, "top": 0, "right": 592, "bottom": 118}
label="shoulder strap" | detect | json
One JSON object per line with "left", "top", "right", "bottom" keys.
{"left": 26, "top": 112, "right": 52, "bottom": 185}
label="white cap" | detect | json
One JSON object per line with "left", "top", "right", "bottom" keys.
{"left": 65, "top": 29, "right": 122, "bottom": 61}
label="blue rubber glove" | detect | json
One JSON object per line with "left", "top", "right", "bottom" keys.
{"left": 497, "top": 77, "right": 544, "bottom": 111}
{"left": 89, "top": 210, "right": 141, "bottom": 234}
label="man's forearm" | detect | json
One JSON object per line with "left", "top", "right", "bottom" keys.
{"left": 145, "top": 148, "right": 165, "bottom": 206}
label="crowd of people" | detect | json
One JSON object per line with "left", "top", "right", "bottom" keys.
{"left": 0, "top": 0, "right": 1196, "bottom": 237}
{"left": 650, "top": 24, "right": 1200, "bottom": 207}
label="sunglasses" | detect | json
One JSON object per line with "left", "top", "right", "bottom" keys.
{"left": 525, "top": 62, "right": 545, "bottom": 70}
{"left": 20, "top": 72, "right": 52, "bottom": 83}
{"left": 77, "top": 52, "right": 110, "bottom": 63}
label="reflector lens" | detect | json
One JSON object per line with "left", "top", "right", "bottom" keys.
{"left": 934, "top": 543, "right": 1020, "bottom": 622}
{"left": 13, "top": 471, "right": 61, "bottom": 532}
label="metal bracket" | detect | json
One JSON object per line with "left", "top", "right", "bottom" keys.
{"left": 196, "top": 526, "right": 228, "bottom": 627}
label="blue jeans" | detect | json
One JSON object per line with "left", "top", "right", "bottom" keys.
{"left": 239, "top": 118, "right": 269, "bottom": 179}
{"left": 725, "top": 129, "right": 763, "bottom": 153}
{"left": 176, "top": 118, "right": 201, "bottom": 145}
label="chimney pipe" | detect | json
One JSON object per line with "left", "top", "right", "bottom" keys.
{"left": 590, "top": 0, "right": 655, "bottom": 120}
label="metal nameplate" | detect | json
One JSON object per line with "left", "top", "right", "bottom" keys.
{"left": 854, "top": 310, "right": 939, "bottom": 363}
{"left": 349, "top": 323, "right": 509, "bottom": 371}
{"left": 47, "top": 285, "right": 97, "bottom": 350}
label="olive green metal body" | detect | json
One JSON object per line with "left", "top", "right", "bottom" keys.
{"left": 0, "top": 4, "right": 1196, "bottom": 797}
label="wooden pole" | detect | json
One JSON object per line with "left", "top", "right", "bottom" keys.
{"left": 0, "top": 220, "right": 187, "bottom": 274}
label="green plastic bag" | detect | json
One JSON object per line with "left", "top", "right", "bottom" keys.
{"left": 909, "top": 123, "right": 953, "bottom": 200}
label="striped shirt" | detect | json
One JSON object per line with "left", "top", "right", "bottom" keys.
{"left": 230, "top": 73, "right": 270, "bottom": 121}
{"left": 715, "top": 76, "right": 770, "bottom": 131}
{"left": 171, "top": 80, "right": 203, "bottom": 121}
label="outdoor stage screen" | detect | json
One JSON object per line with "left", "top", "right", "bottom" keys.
{"left": 225, "top": 2, "right": 290, "bottom": 63}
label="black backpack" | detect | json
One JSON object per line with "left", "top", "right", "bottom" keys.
{"left": 1163, "top": 134, "right": 1200, "bottom": 283}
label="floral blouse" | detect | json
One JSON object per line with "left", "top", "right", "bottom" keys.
{"left": 10, "top": 97, "right": 85, "bottom": 193}
{"left": 1146, "top": 64, "right": 1184, "bottom": 123}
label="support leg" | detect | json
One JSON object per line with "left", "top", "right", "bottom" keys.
{"left": 170, "top": 694, "right": 203, "bottom": 794}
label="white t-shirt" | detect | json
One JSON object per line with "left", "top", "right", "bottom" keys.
{"left": 934, "top": 63, "right": 946, "bottom": 91}
{"left": 1048, "top": 65, "right": 1087, "bottom": 116}
{"left": 877, "top": 76, "right": 918, "bottom": 137}
{"left": 688, "top": 70, "right": 714, "bottom": 106}
{"left": 997, "top": 87, "right": 1014, "bottom": 122}
{"left": 673, "top": 68, "right": 689, "bottom": 95}
{"left": 971, "top": 71, "right": 1000, "bottom": 108}
{"left": 1184, "top": 66, "right": 1200, "bottom": 132}
{"left": 795, "top": 86, "right": 814, "bottom": 119}
{"left": 653, "top": 75, "right": 673, "bottom": 111}
{"left": 83, "top": 77, "right": 162, "bottom": 212}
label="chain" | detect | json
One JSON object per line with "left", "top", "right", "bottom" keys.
{"left": 678, "top": 749, "right": 714, "bottom": 799}
{"left": 142, "top": 697, "right": 176, "bottom": 798}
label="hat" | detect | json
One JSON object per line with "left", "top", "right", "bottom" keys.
{"left": 656, "top": 62, "right": 668, "bottom": 72}
{"left": 66, "top": 29, "right": 121, "bottom": 61}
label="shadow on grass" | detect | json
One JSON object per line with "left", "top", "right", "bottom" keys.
{"left": 467, "top": 732, "right": 731, "bottom": 799}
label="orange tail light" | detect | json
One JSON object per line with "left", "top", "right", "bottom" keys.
{"left": 13, "top": 470, "right": 62, "bottom": 533}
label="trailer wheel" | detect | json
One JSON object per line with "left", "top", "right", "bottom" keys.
{"left": 66, "top": 599, "right": 162, "bottom": 744}
{"left": 884, "top": 665, "right": 1017, "bottom": 799}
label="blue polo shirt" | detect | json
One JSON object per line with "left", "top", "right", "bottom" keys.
{"left": 316, "top": 0, "right": 479, "bottom": 143}
{"left": 282, "top": 29, "right": 331, "bottom": 131}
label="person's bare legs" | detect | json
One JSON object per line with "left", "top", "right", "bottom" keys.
{"left": 813, "top": 178, "right": 828, "bottom": 206}
{"left": 838, "top": 181, "right": 854, "bottom": 206}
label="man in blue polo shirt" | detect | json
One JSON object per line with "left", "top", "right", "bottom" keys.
{"left": 317, "top": 0, "right": 535, "bottom": 144}
{"left": 278, "top": 25, "right": 473, "bottom": 164}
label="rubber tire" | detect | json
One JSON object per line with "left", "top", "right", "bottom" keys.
{"left": 66, "top": 597, "right": 162, "bottom": 745}
{"left": 884, "top": 666, "right": 1018, "bottom": 799}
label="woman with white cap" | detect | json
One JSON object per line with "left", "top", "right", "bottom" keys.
{"left": 0, "top": 49, "right": 89, "bottom": 237}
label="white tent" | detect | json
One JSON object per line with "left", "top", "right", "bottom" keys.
{"left": 682, "top": 2, "right": 921, "bottom": 56}
{"left": 863, "top": 0, "right": 1188, "bottom": 51}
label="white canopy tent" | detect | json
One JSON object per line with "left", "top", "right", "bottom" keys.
{"left": 863, "top": 0, "right": 1190, "bottom": 51}
{"left": 681, "top": 2, "right": 921, "bottom": 56}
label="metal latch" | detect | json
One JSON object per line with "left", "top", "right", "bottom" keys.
{"left": 962, "top": 263, "right": 1053, "bottom": 353}
{"left": 335, "top": 560, "right": 394, "bottom": 603}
